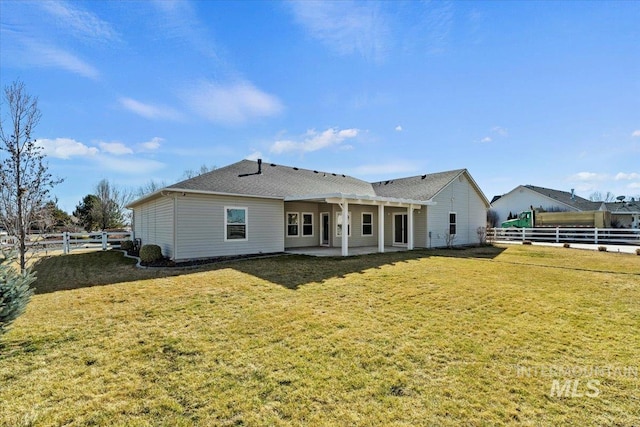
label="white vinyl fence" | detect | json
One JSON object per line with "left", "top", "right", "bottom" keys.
{"left": 0, "top": 231, "right": 132, "bottom": 255}
{"left": 487, "top": 227, "right": 640, "bottom": 245}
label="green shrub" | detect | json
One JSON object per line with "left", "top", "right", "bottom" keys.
{"left": 120, "top": 240, "right": 134, "bottom": 252}
{"left": 1, "top": 251, "right": 35, "bottom": 336}
{"left": 563, "top": 243, "right": 571, "bottom": 248}
{"left": 140, "top": 244, "right": 163, "bottom": 263}
{"left": 598, "top": 246, "right": 607, "bottom": 252}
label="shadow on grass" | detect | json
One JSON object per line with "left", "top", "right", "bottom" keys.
{"left": 30, "top": 246, "right": 506, "bottom": 293}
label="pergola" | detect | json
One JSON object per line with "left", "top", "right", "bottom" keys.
{"left": 285, "top": 193, "right": 436, "bottom": 256}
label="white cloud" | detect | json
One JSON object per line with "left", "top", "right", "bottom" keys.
{"left": 628, "top": 182, "right": 640, "bottom": 189}
{"left": 119, "top": 97, "right": 184, "bottom": 121}
{"left": 99, "top": 141, "right": 133, "bottom": 155}
{"left": 94, "top": 156, "right": 164, "bottom": 175}
{"left": 137, "top": 137, "right": 163, "bottom": 152}
{"left": 183, "top": 80, "right": 283, "bottom": 125}
{"left": 37, "top": 138, "right": 98, "bottom": 159}
{"left": 569, "top": 172, "right": 608, "bottom": 181}
{"left": 23, "top": 40, "right": 99, "bottom": 79}
{"left": 40, "top": 1, "right": 120, "bottom": 42}
{"left": 270, "top": 128, "right": 359, "bottom": 154}
{"left": 395, "top": 125, "right": 403, "bottom": 132}
{"left": 632, "top": 130, "right": 640, "bottom": 137}
{"left": 480, "top": 136, "right": 492, "bottom": 143}
{"left": 492, "top": 126, "right": 509, "bottom": 137}
{"left": 615, "top": 172, "right": 640, "bottom": 180}
{"left": 246, "top": 151, "right": 264, "bottom": 161}
{"left": 289, "top": 1, "right": 390, "bottom": 62}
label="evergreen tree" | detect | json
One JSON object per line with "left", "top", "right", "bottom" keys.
{"left": 0, "top": 251, "right": 34, "bottom": 336}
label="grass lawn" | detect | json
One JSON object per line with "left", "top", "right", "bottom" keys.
{"left": 1, "top": 245, "right": 638, "bottom": 426}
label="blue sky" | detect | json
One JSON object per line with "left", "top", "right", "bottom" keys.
{"left": 1, "top": 0, "right": 639, "bottom": 213}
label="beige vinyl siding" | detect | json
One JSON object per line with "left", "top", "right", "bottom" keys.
{"left": 175, "top": 194, "right": 283, "bottom": 260}
{"left": 428, "top": 173, "right": 487, "bottom": 247}
{"left": 284, "top": 202, "right": 319, "bottom": 248}
{"left": 132, "top": 196, "right": 174, "bottom": 258}
{"left": 331, "top": 204, "right": 379, "bottom": 247}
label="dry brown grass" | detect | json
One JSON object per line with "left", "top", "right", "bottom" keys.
{"left": 1, "top": 245, "right": 638, "bottom": 426}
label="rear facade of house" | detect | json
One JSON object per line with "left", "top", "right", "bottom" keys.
{"left": 128, "top": 160, "right": 490, "bottom": 261}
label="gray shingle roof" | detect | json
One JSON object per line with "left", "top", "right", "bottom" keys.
{"left": 168, "top": 160, "right": 376, "bottom": 198}
{"left": 523, "top": 185, "right": 602, "bottom": 211}
{"left": 604, "top": 201, "right": 640, "bottom": 213}
{"left": 127, "top": 160, "right": 480, "bottom": 208}
{"left": 371, "top": 169, "right": 466, "bottom": 200}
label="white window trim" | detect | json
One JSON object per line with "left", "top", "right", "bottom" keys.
{"left": 361, "top": 212, "right": 373, "bottom": 236}
{"left": 286, "top": 212, "right": 300, "bottom": 237}
{"left": 224, "top": 206, "right": 248, "bottom": 242}
{"left": 335, "top": 211, "right": 351, "bottom": 237}
{"left": 449, "top": 211, "right": 457, "bottom": 236}
{"left": 302, "top": 212, "right": 314, "bottom": 237}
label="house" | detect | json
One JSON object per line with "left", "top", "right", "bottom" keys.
{"left": 491, "top": 184, "right": 640, "bottom": 229}
{"left": 604, "top": 200, "right": 640, "bottom": 229}
{"left": 126, "top": 159, "right": 490, "bottom": 260}
{"left": 490, "top": 185, "right": 603, "bottom": 226}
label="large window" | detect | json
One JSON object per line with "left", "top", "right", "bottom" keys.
{"left": 449, "top": 212, "right": 457, "bottom": 235}
{"left": 362, "top": 212, "right": 373, "bottom": 236}
{"left": 336, "top": 211, "right": 351, "bottom": 237}
{"left": 225, "top": 207, "right": 247, "bottom": 241}
{"left": 287, "top": 212, "right": 299, "bottom": 237}
{"left": 302, "top": 213, "right": 314, "bottom": 236}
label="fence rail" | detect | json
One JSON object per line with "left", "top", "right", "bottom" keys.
{"left": 0, "top": 231, "right": 132, "bottom": 255}
{"left": 487, "top": 227, "right": 640, "bottom": 245}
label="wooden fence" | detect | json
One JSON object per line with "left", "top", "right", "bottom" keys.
{"left": 487, "top": 227, "right": 640, "bottom": 245}
{"left": 0, "top": 231, "right": 132, "bottom": 255}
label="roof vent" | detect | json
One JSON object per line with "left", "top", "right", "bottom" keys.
{"left": 313, "top": 170, "right": 318, "bottom": 173}
{"left": 342, "top": 174, "right": 345, "bottom": 177}
{"left": 293, "top": 167, "right": 299, "bottom": 170}
{"left": 238, "top": 158, "right": 262, "bottom": 177}
{"left": 270, "top": 163, "right": 276, "bottom": 167}
{"left": 332, "top": 173, "right": 336, "bottom": 176}
{"left": 421, "top": 174, "right": 427, "bottom": 179}
{"left": 385, "top": 180, "right": 390, "bottom": 185}
{"left": 570, "top": 188, "right": 575, "bottom": 201}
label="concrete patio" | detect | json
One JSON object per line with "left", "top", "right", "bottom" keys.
{"left": 285, "top": 246, "right": 411, "bottom": 257}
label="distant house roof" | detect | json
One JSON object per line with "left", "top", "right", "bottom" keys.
{"left": 128, "top": 160, "right": 487, "bottom": 208}
{"left": 604, "top": 201, "right": 640, "bottom": 214}
{"left": 492, "top": 184, "right": 602, "bottom": 211}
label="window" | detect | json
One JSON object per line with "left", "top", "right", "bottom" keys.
{"left": 225, "top": 207, "right": 247, "bottom": 241}
{"left": 302, "top": 213, "right": 313, "bottom": 236}
{"left": 287, "top": 212, "right": 299, "bottom": 237}
{"left": 336, "top": 211, "right": 351, "bottom": 237}
{"left": 362, "top": 212, "right": 373, "bottom": 236}
{"left": 449, "top": 212, "right": 457, "bottom": 235}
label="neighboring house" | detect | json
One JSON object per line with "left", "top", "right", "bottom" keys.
{"left": 604, "top": 201, "right": 640, "bottom": 229}
{"left": 490, "top": 185, "right": 603, "bottom": 226}
{"left": 126, "top": 159, "right": 490, "bottom": 261}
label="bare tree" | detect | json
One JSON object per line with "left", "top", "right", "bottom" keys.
{"left": 0, "top": 81, "right": 62, "bottom": 272}
{"left": 93, "top": 179, "right": 133, "bottom": 229}
{"left": 589, "top": 191, "right": 616, "bottom": 202}
{"left": 181, "top": 164, "right": 216, "bottom": 180}
{"left": 135, "top": 179, "right": 167, "bottom": 198}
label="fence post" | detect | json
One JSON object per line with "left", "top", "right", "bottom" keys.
{"left": 594, "top": 228, "right": 598, "bottom": 245}
{"left": 63, "top": 232, "right": 69, "bottom": 254}
{"left": 522, "top": 228, "right": 526, "bottom": 241}
{"left": 555, "top": 227, "right": 559, "bottom": 243}
{"left": 102, "top": 231, "right": 107, "bottom": 250}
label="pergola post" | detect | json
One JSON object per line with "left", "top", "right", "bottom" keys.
{"left": 378, "top": 203, "right": 385, "bottom": 253}
{"left": 341, "top": 200, "right": 349, "bottom": 256}
{"left": 407, "top": 205, "right": 414, "bottom": 250}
